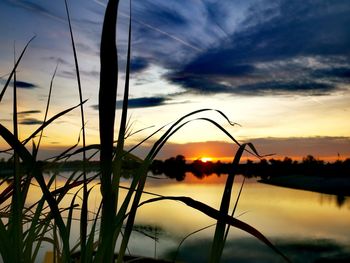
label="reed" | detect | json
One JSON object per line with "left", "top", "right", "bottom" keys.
{"left": 0, "top": 0, "right": 291, "bottom": 262}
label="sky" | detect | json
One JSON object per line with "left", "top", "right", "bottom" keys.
{"left": 0, "top": 0, "right": 350, "bottom": 162}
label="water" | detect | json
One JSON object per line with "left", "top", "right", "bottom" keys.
{"left": 133, "top": 173, "right": 350, "bottom": 262}
{"left": 2, "top": 172, "right": 350, "bottom": 262}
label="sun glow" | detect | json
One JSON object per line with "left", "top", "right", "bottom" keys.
{"left": 200, "top": 157, "right": 213, "bottom": 163}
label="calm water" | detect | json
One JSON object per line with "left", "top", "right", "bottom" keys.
{"left": 131, "top": 173, "right": 350, "bottom": 262}
{"left": 4, "top": 172, "right": 350, "bottom": 262}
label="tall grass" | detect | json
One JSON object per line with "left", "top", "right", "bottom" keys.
{"left": 0, "top": 0, "right": 291, "bottom": 262}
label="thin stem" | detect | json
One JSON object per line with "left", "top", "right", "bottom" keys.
{"left": 64, "top": 0, "right": 88, "bottom": 260}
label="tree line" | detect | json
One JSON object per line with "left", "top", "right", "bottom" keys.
{"left": 1, "top": 155, "right": 350, "bottom": 181}
{"left": 149, "top": 155, "right": 350, "bottom": 181}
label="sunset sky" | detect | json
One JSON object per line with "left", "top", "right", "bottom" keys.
{"left": 0, "top": 0, "right": 350, "bottom": 161}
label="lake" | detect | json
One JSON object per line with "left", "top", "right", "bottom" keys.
{"left": 120, "top": 172, "right": 350, "bottom": 262}
{"left": 6, "top": 172, "right": 350, "bottom": 262}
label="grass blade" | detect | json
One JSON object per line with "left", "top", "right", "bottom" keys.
{"left": 63, "top": 0, "right": 88, "bottom": 259}
{"left": 210, "top": 143, "right": 246, "bottom": 262}
{"left": 35, "top": 63, "right": 58, "bottom": 158}
{"left": 0, "top": 36, "right": 35, "bottom": 102}
{"left": 114, "top": 0, "right": 132, "bottom": 260}
{"left": 9, "top": 45, "right": 24, "bottom": 262}
{"left": 139, "top": 196, "right": 291, "bottom": 263}
{"left": 95, "top": 0, "right": 120, "bottom": 261}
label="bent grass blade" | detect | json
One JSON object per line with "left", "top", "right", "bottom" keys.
{"left": 139, "top": 196, "right": 291, "bottom": 263}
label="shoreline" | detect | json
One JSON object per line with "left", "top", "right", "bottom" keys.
{"left": 260, "top": 174, "right": 350, "bottom": 197}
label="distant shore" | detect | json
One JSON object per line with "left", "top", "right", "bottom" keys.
{"left": 1, "top": 155, "right": 350, "bottom": 181}
{"left": 260, "top": 174, "right": 350, "bottom": 197}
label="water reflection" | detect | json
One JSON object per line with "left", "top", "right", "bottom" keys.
{"left": 336, "top": 195, "right": 347, "bottom": 208}
{"left": 2, "top": 171, "right": 350, "bottom": 262}
{"left": 150, "top": 170, "right": 350, "bottom": 209}
{"left": 141, "top": 173, "right": 350, "bottom": 261}
{"left": 319, "top": 193, "right": 350, "bottom": 209}
{"left": 169, "top": 237, "right": 350, "bottom": 263}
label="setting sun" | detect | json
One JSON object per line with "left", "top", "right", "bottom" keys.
{"left": 200, "top": 157, "right": 213, "bottom": 163}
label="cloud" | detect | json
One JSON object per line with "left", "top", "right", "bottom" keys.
{"left": 91, "top": 96, "right": 169, "bottom": 110}
{"left": 3, "top": 0, "right": 66, "bottom": 23}
{"left": 126, "top": 0, "right": 224, "bottom": 69}
{"left": 0, "top": 78, "right": 37, "bottom": 89}
{"left": 233, "top": 81, "right": 336, "bottom": 96}
{"left": 164, "top": 0, "right": 350, "bottom": 96}
{"left": 58, "top": 70, "right": 75, "bottom": 79}
{"left": 182, "top": 63, "right": 254, "bottom": 77}
{"left": 19, "top": 118, "right": 43, "bottom": 125}
{"left": 168, "top": 72, "right": 336, "bottom": 95}
{"left": 45, "top": 56, "right": 70, "bottom": 66}
{"left": 13, "top": 80, "right": 37, "bottom": 89}
{"left": 121, "top": 97, "right": 168, "bottom": 109}
{"left": 167, "top": 73, "right": 230, "bottom": 94}
{"left": 18, "top": 110, "right": 41, "bottom": 115}
{"left": 3, "top": 0, "right": 349, "bottom": 98}
{"left": 59, "top": 67, "right": 100, "bottom": 79}
{"left": 313, "top": 67, "right": 350, "bottom": 80}
{"left": 230, "top": 0, "right": 350, "bottom": 60}
{"left": 134, "top": 0, "right": 188, "bottom": 28}
{"left": 130, "top": 57, "right": 149, "bottom": 73}
{"left": 76, "top": 42, "right": 98, "bottom": 55}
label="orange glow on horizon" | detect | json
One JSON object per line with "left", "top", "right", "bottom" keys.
{"left": 200, "top": 157, "right": 213, "bottom": 163}
{"left": 185, "top": 154, "right": 350, "bottom": 164}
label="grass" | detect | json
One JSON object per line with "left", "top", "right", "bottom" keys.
{"left": 0, "top": 0, "right": 290, "bottom": 262}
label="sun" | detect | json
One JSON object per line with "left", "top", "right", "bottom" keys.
{"left": 200, "top": 157, "right": 213, "bottom": 163}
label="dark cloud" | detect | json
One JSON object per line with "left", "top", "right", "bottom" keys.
{"left": 168, "top": 73, "right": 230, "bottom": 94}
{"left": 13, "top": 81, "right": 37, "bottom": 89}
{"left": 164, "top": 0, "right": 350, "bottom": 96}
{"left": 130, "top": 57, "right": 149, "bottom": 73}
{"left": 168, "top": 72, "right": 336, "bottom": 96}
{"left": 119, "top": 97, "right": 168, "bottom": 109}
{"left": 234, "top": 81, "right": 335, "bottom": 96}
{"left": 91, "top": 96, "right": 168, "bottom": 110}
{"left": 313, "top": 67, "right": 350, "bottom": 80}
{"left": 229, "top": 0, "right": 350, "bottom": 61}
{"left": 183, "top": 63, "right": 254, "bottom": 77}
{"left": 18, "top": 110, "right": 41, "bottom": 115}
{"left": 19, "top": 118, "right": 43, "bottom": 125}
